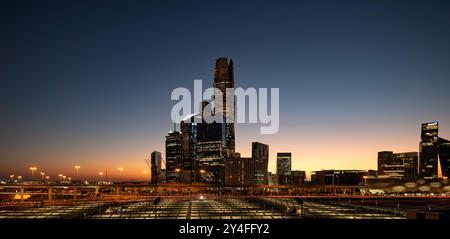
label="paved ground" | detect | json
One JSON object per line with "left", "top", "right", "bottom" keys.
{"left": 0, "top": 198, "right": 407, "bottom": 219}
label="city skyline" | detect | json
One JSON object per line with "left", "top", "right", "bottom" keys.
{"left": 2, "top": 0, "right": 450, "bottom": 180}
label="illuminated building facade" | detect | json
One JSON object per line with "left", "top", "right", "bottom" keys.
{"left": 378, "top": 151, "right": 418, "bottom": 179}
{"left": 395, "top": 152, "right": 419, "bottom": 179}
{"left": 213, "top": 58, "right": 235, "bottom": 157}
{"left": 291, "top": 170, "right": 306, "bottom": 186}
{"left": 420, "top": 122, "right": 439, "bottom": 179}
{"left": 165, "top": 128, "right": 182, "bottom": 182}
{"left": 252, "top": 142, "right": 269, "bottom": 185}
{"left": 193, "top": 58, "right": 237, "bottom": 185}
{"left": 224, "top": 156, "right": 255, "bottom": 186}
{"left": 438, "top": 137, "right": 450, "bottom": 178}
{"left": 196, "top": 120, "right": 225, "bottom": 184}
{"left": 150, "top": 151, "right": 162, "bottom": 184}
{"left": 311, "top": 170, "right": 368, "bottom": 185}
{"left": 180, "top": 114, "right": 199, "bottom": 183}
{"left": 276, "top": 153, "right": 292, "bottom": 185}
{"left": 419, "top": 121, "right": 450, "bottom": 179}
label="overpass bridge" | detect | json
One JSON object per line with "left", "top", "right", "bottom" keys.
{"left": 1, "top": 183, "right": 448, "bottom": 203}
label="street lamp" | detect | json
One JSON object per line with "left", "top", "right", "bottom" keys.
{"left": 74, "top": 166, "right": 80, "bottom": 177}
{"left": 117, "top": 168, "right": 124, "bottom": 173}
{"left": 29, "top": 167, "right": 37, "bottom": 179}
{"left": 40, "top": 172, "right": 45, "bottom": 181}
{"left": 58, "top": 174, "right": 63, "bottom": 182}
{"left": 175, "top": 168, "right": 181, "bottom": 182}
{"left": 117, "top": 168, "right": 124, "bottom": 179}
{"left": 199, "top": 169, "right": 206, "bottom": 183}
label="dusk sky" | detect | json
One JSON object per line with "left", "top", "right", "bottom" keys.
{"left": 1, "top": 0, "right": 450, "bottom": 180}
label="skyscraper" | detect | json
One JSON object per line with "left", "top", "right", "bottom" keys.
{"left": 378, "top": 151, "right": 418, "bottom": 179}
{"left": 194, "top": 58, "right": 237, "bottom": 185}
{"left": 252, "top": 142, "right": 269, "bottom": 185}
{"left": 420, "top": 122, "right": 439, "bottom": 179}
{"left": 377, "top": 151, "right": 394, "bottom": 176}
{"left": 395, "top": 152, "right": 418, "bottom": 179}
{"left": 165, "top": 126, "right": 182, "bottom": 182}
{"left": 151, "top": 151, "right": 162, "bottom": 184}
{"left": 213, "top": 58, "right": 235, "bottom": 157}
{"left": 180, "top": 114, "right": 199, "bottom": 183}
{"left": 438, "top": 137, "right": 450, "bottom": 178}
{"left": 225, "top": 156, "right": 255, "bottom": 186}
{"left": 276, "top": 152, "right": 292, "bottom": 185}
{"left": 195, "top": 99, "right": 225, "bottom": 184}
{"left": 291, "top": 170, "right": 306, "bottom": 186}
{"left": 419, "top": 121, "right": 450, "bottom": 179}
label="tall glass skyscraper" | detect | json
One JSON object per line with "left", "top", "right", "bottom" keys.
{"left": 193, "top": 58, "right": 237, "bottom": 185}
{"left": 165, "top": 127, "right": 182, "bottom": 182}
{"left": 213, "top": 58, "right": 235, "bottom": 157}
{"left": 420, "top": 122, "right": 439, "bottom": 179}
{"left": 438, "top": 137, "right": 450, "bottom": 178}
{"left": 252, "top": 142, "right": 269, "bottom": 185}
{"left": 150, "top": 151, "right": 162, "bottom": 184}
{"left": 180, "top": 114, "right": 199, "bottom": 183}
{"left": 276, "top": 152, "right": 292, "bottom": 185}
{"left": 419, "top": 121, "right": 450, "bottom": 179}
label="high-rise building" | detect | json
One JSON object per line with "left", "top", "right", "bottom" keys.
{"left": 151, "top": 151, "right": 162, "bottom": 184}
{"left": 438, "top": 137, "right": 450, "bottom": 178}
{"left": 196, "top": 114, "right": 225, "bottom": 184}
{"left": 291, "top": 170, "right": 306, "bottom": 186}
{"left": 194, "top": 58, "right": 237, "bottom": 185}
{"left": 395, "top": 152, "right": 418, "bottom": 179}
{"left": 311, "top": 170, "right": 368, "bottom": 185}
{"left": 420, "top": 121, "right": 439, "bottom": 179}
{"left": 377, "top": 151, "right": 394, "bottom": 176}
{"left": 252, "top": 142, "right": 269, "bottom": 185}
{"left": 180, "top": 114, "right": 199, "bottom": 183}
{"left": 165, "top": 126, "right": 182, "bottom": 183}
{"left": 213, "top": 58, "right": 235, "bottom": 157}
{"left": 225, "top": 156, "right": 255, "bottom": 186}
{"left": 378, "top": 151, "right": 418, "bottom": 179}
{"left": 276, "top": 153, "right": 292, "bottom": 185}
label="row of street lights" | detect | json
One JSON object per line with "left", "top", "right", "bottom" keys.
{"left": 21, "top": 165, "right": 130, "bottom": 181}
{"left": 15, "top": 165, "right": 210, "bottom": 182}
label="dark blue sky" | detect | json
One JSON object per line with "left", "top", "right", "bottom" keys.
{"left": 1, "top": 0, "right": 450, "bottom": 179}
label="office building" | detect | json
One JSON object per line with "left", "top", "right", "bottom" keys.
{"left": 180, "top": 114, "right": 200, "bottom": 183}
{"left": 419, "top": 121, "right": 450, "bottom": 178}
{"left": 151, "top": 151, "right": 162, "bottom": 184}
{"left": 276, "top": 153, "right": 292, "bottom": 185}
{"left": 311, "top": 170, "right": 368, "bottom": 185}
{"left": 213, "top": 58, "right": 235, "bottom": 157}
{"left": 165, "top": 126, "right": 182, "bottom": 183}
{"left": 291, "top": 170, "right": 306, "bottom": 186}
{"left": 224, "top": 156, "right": 256, "bottom": 186}
{"left": 378, "top": 151, "right": 418, "bottom": 179}
{"left": 438, "top": 137, "right": 450, "bottom": 178}
{"left": 252, "top": 142, "right": 269, "bottom": 185}
{"left": 420, "top": 122, "right": 439, "bottom": 179}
